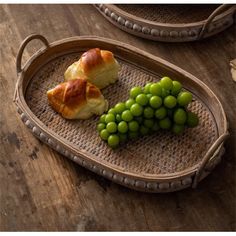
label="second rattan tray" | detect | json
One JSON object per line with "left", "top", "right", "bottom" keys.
{"left": 14, "top": 34, "right": 229, "bottom": 192}
{"left": 95, "top": 4, "right": 236, "bottom": 42}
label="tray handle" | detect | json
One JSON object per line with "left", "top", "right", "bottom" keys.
{"left": 192, "top": 131, "right": 229, "bottom": 188}
{"left": 198, "top": 4, "right": 232, "bottom": 39}
{"left": 16, "top": 34, "right": 49, "bottom": 74}
{"left": 14, "top": 34, "right": 49, "bottom": 102}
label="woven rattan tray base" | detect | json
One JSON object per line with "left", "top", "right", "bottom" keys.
{"left": 14, "top": 35, "right": 228, "bottom": 192}
{"left": 95, "top": 4, "right": 236, "bottom": 42}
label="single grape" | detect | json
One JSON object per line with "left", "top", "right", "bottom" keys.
{"left": 171, "top": 81, "right": 182, "bottom": 96}
{"left": 161, "top": 88, "right": 170, "bottom": 98}
{"left": 100, "top": 129, "right": 110, "bottom": 140}
{"left": 136, "top": 94, "right": 149, "bottom": 106}
{"left": 105, "top": 113, "right": 115, "bottom": 123}
{"left": 149, "top": 95, "right": 162, "bottom": 109}
{"left": 128, "top": 120, "right": 139, "bottom": 132}
{"left": 114, "top": 102, "right": 126, "bottom": 114}
{"left": 172, "top": 124, "right": 185, "bottom": 135}
{"left": 99, "top": 114, "right": 106, "bottom": 123}
{"left": 140, "top": 125, "right": 149, "bottom": 136}
{"left": 146, "top": 94, "right": 153, "bottom": 100}
{"left": 143, "top": 107, "right": 154, "bottom": 119}
{"left": 108, "top": 108, "right": 116, "bottom": 115}
{"left": 130, "top": 103, "right": 143, "bottom": 116}
{"left": 134, "top": 116, "right": 143, "bottom": 124}
{"left": 97, "top": 123, "right": 106, "bottom": 132}
{"left": 122, "top": 110, "right": 133, "bottom": 122}
{"left": 108, "top": 134, "right": 120, "bottom": 148}
{"left": 144, "top": 83, "right": 153, "bottom": 94}
{"left": 160, "top": 77, "right": 173, "bottom": 90}
{"left": 116, "top": 114, "right": 122, "bottom": 122}
{"left": 164, "top": 95, "right": 177, "bottom": 109}
{"left": 119, "top": 133, "right": 128, "bottom": 143}
{"left": 118, "top": 121, "right": 128, "bottom": 133}
{"left": 106, "top": 122, "right": 117, "bottom": 133}
{"left": 152, "top": 121, "right": 160, "bottom": 131}
{"left": 159, "top": 117, "right": 172, "bottom": 130}
{"left": 155, "top": 106, "right": 167, "bottom": 119}
{"left": 130, "top": 86, "right": 143, "bottom": 98}
{"left": 129, "top": 131, "right": 139, "bottom": 139}
{"left": 177, "top": 91, "right": 192, "bottom": 106}
{"left": 173, "top": 108, "right": 187, "bottom": 125}
{"left": 125, "top": 98, "right": 135, "bottom": 109}
{"left": 150, "top": 83, "right": 162, "bottom": 96}
{"left": 187, "top": 111, "right": 199, "bottom": 127}
{"left": 144, "top": 119, "right": 154, "bottom": 128}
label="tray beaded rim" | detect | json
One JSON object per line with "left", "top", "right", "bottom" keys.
{"left": 95, "top": 4, "right": 236, "bottom": 42}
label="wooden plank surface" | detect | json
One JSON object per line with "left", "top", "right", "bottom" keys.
{"left": 0, "top": 4, "right": 236, "bottom": 231}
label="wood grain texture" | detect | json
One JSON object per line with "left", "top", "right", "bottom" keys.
{"left": 0, "top": 4, "right": 236, "bottom": 231}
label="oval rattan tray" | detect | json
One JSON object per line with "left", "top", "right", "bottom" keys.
{"left": 14, "top": 34, "right": 229, "bottom": 192}
{"left": 95, "top": 4, "right": 236, "bottom": 42}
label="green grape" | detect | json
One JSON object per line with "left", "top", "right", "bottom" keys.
{"left": 114, "top": 102, "right": 126, "bottom": 114}
{"left": 144, "top": 119, "right": 154, "bottom": 128}
{"left": 149, "top": 95, "right": 162, "bottom": 109}
{"left": 160, "top": 76, "right": 173, "bottom": 90}
{"left": 99, "top": 114, "right": 106, "bottom": 123}
{"left": 105, "top": 113, "right": 115, "bottom": 123}
{"left": 187, "top": 111, "right": 199, "bottom": 127}
{"left": 173, "top": 108, "right": 187, "bottom": 125}
{"left": 144, "top": 83, "right": 153, "bottom": 94}
{"left": 136, "top": 94, "right": 149, "bottom": 106}
{"left": 164, "top": 95, "right": 177, "bottom": 109}
{"left": 100, "top": 129, "right": 109, "bottom": 140}
{"left": 121, "top": 110, "right": 133, "bottom": 122}
{"left": 97, "top": 123, "right": 106, "bottom": 132}
{"left": 108, "top": 134, "right": 120, "bottom": 148}
{"left": 125, "top": 98, "right": 135, "bottom": 109}
{"left": 119, "top": 133, "right": 128, "bottom": 143}
{"left": 106, "top": 122, "right": 117, "bottom": 133}
{"left": 150, "top": 83, "right": 162, "bottom": 96}
{"left": 172, "top": 124, "right": 185, "bottom": 135}
{"left": 108, "top": 108, "right": 116, "bottom": 115}
{"left": 159, "top": 117, "right": 172, "bottom": 130}
{"left": 130, "top": 103, "right": 143, "bottom": 116}
{"left": 118, "top": 121, "right": 128, "bottom": 133}
{"left": 152, "top": 121, "right": 160, "bottom": 132}
{"left": 161, "top": 88, "right": 170, "bottom": 98}
{"left": 155, "top": 106, "right": 167, "bottom": 119}
{"left": 134, "top": 116, "right": 143, "bottom": 124}
{"left": 129, "top": 131, "right": 139, "bottom": 139}
{"left": 116, "top": 114, "right": 122, "bottom": 122}
{"left": 128, "top": 120, "right": 139, "bottom": 132}
{"left": 146, "top": 94, "right": 153, "bottom": 100}
{"left": 140, "top": 125, "right": 149, "bottom": 136}
{"left": 171, "top": 81, "right": 182, "bottom": 96}
{"left": 130, "top": 86, "right": 143, "bottom": 98}
{"left": 177, "top": 91, "right": 192, "bottom": 106}
{"left": 143, "top": 107, "right": 154, "bottom": 119}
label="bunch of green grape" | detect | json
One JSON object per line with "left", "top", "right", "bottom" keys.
{"left": 97, "top": 76, "right": 199, "bottom": 148}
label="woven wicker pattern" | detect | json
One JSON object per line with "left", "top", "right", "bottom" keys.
{"left": 116, "top": 4, "right": 219, "bottom": 24}
{"left": 25, "top": 53, "right": 218, "bottom": 176}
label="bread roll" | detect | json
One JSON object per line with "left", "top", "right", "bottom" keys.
{"left": 64, "top": 48, "right": 120, "bottom": 89}
{"left": 47, "top": 78, "right": 108, "bottom": 119}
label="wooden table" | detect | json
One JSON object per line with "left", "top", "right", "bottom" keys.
{"left": 0, "top": 4, "right": 236, "bottom": 231}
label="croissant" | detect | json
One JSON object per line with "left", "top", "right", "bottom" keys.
{"left": 64, "top": 48, "right": 120, "bottom": 89}
{"left": 47, "top": 78, "right": 108, "bottom": 119}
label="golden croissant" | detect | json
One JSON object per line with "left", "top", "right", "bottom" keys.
{"left": 47, "top": 77, "right": 108, "bottom": 119}
{"left": 64, "top": 48, "right": 120, "bottom": 89}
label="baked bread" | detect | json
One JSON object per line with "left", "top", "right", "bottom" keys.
{"left": 64, "top": 48, "right": 120, "bottom": 89}
{"left": 47, "top": 78, "right": 108, "bottom": 119}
